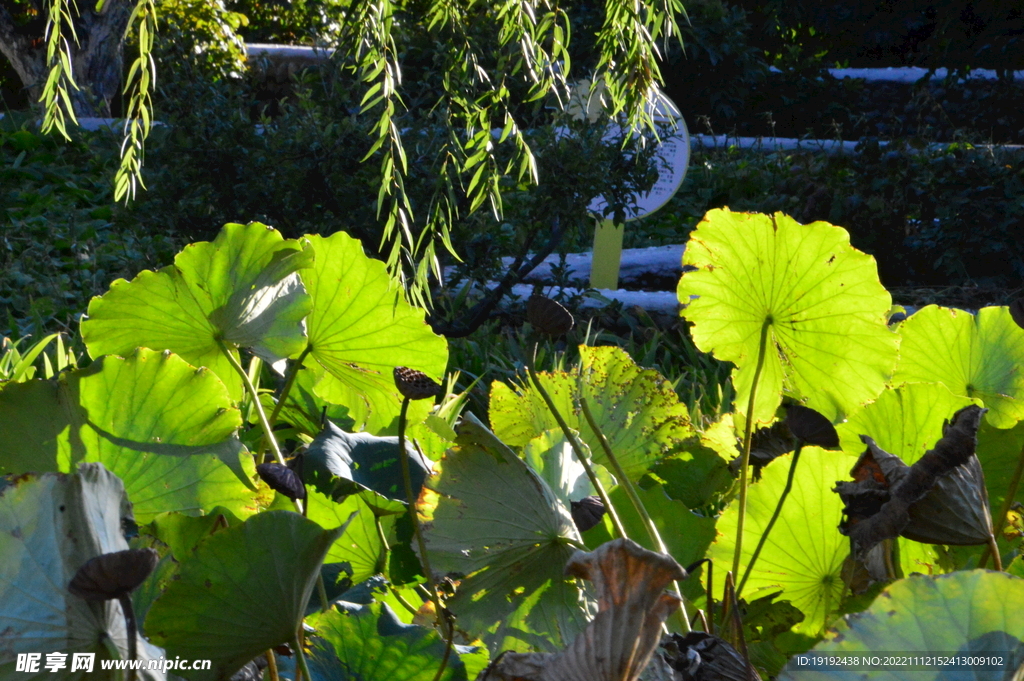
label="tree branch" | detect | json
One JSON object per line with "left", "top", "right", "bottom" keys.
{"left": 0, "top": 2, "right": 47, "bottom": 96}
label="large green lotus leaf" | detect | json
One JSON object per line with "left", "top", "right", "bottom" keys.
{"left": 837, "top": 383, "right": 978, "bottom": 462}
{"left": 778, "top": 571, "right": 1024, "bottom": 681}
{"left": 0, "top": 349, "right": 257, "bottom": 522}
{"left": 307, "top": 488, "right": 394, "bottom": 585}
{"left": 422, "top": 413, "right": 591, "bottom": 653}
{"left": 146, "top": 506, "right": 244, "bottom": 561}
{"left": 650, "top": 438, "right": 733, "bottom": 510}
{"left": 521, "top": 429, "right": 617, "bottom": 510}
{"left": 894, "top": 305, "right": 1024, "bottom": 428}
{"left": 146, "top": 510, "right": 348, "bottom": 681}
{"left": 0, "top": 464, "right": 166, "bottom": 679}
{"left": 678, "top": 209, "right": 897, "bottom": 427}
{"left": 301, "top": 232, "right": 447, "bottom": 434}
{"left": 490, "top": 345, "right": 691, "bottom": 481}
{"left": 308, "top": 602, "right": 481, "bottom": 681}
{"left": 973, "top": 419, "right": 1024, "bottom": 518}
{"left": 709, "top": 447, "right": 850, "bottom": 635}
{"left": 82, "top": 222, "right": 314, "bottom": 400}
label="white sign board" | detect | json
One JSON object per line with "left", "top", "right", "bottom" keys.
{"left": 585, "top": 92, "right": 690, "bottom": 222}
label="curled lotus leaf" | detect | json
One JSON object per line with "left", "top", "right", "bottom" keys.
{"left": 68, "top": 549, "right": 160, "bottom": 601}
{"left": 835, "top": 405, "right": 992, "bottom": 559}
{"left": 785, "top": 405, "right": 839, "bottom": 449}
{"left": 480, "top": 538, "right": 686, "bottom": 681}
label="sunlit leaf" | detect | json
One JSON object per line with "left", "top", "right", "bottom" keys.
{"left": 82, "top": 222, "right": 314, "bottom": 400}
{"left": 778, "top": 571, "right": 1024, "bottom": 680}
{"left": 709, "top": 447, "right": 850, "bottom": 635}
{"left": 894, "top": 305, "right": 1024, "bottom": 429}
{"left": 307, "top": 489, "right": 394, "bottom": 585}
{"left": 678, "top": 209, "right": 897, "bottom": 427}
{"left": 0, "top": 349, "right": 257, "bottom": 522}
{"left": 490, "top": 345, "right": 691, "bottom": 481}
{"left": 301, "top": 232, "right": 447, "bottom": 434}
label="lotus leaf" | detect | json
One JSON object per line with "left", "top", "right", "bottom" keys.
{"left": 894, "top": 305, "right": 1024, "bottom": 428}
{"left": 678, "top": 209, "right": 897, "bottom": 428}
{"left": 778, "top": 571, "right": 1024, "bottom": 680}
{"left": 0, "top": 349, "right": 257, "bottom": 522}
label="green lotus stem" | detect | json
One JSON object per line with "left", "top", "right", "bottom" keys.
{"left": 317, "top": 571, "right": 330, "bottom": 612}
{"left": 525, "top": 361, "right": 627, "bottom": 540}
{"left": 265, "top": 649, "right": 280, "bottom": 681}
{"left": 738, "top": 440, "right": 803, "bottom": 596}
{"left": 980, "top": 440, "right": 1024, "bottom": 570}
{"left": 431, "top": 616, "right": 455, "bottom": 681}
{"left": 579, "top": 396, "right": 691, "bottom": 633}
{"left": 389, "top": 584, "right": 420, "bottom": 617}
{"left": 293, "top": 634, "right": 310, "bottom": 681}
{"left": 733, "top": 317, "right": 772, "bottom": 579}
{"left": 117, "top": 594, "right": 138, "bottom": 681}
{"left": 220, "top": 342, "right": 288, "bottom": 468}
{"left": 256, "top": 345, "right": 312, "bottom": 465}
{"left": 374, "top": 513, "right": 391, "bottom": 575}
{"left": 397, "top": 397, "right": 451, "bottom": 650}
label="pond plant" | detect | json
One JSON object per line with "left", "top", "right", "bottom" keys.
{"left": 1, "top": 210, "right": 1024, "bottom": 680}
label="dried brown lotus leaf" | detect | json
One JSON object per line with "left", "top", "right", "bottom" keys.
{"left": 834, "top": 405, "right": 992, "bottom": 559}
{"left": 527, "top": 295, "right": 575, "bottom": 336}
{"left": 784, "top": 404, "right": 838, "bottom": 449}
{"left": 393, "top": 366, "right": 443, "bottom": 401}
{"left": 661, "top": 632, "right": 761, "bottom": 681}
{"left": 256, "top": 462, "right": 307, "bottom": 500}
{"left": 480, "top": 538, "right": 686, "bottom": 681}
{"left": 68, "top": 548, "right": 160, "bottom": 601}
{"left": 570, "top": 495, "right": 606, "bottom": 533}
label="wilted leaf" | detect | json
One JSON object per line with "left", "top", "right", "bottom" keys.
{"left": 678, "top": 209, "right": 897, "bottom": 428}
{"left": 0, "top": 464, "right": 166, "bottom": 679}
{"left": 480, "top": 538, "right": 686, "bottom": 681}
{"left": 835, "top": 405, "right": 992, "bottom": 558}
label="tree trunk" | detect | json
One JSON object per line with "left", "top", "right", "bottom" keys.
{"left": 0, "top": 0, "right": 133, "bottom": 117}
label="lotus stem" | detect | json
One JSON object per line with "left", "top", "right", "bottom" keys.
{"left": 738, "top": 440, "right": 802, "bottom": 596}
{"left": 256, "top": 345, "right": 312, "bottom": 464}
{"left": 374, "top": 514, "right": 390, "bottom": 575}
{"left": 579, "top": 396, "right": 691, "bottom": 633}
{"left": 117, "top": 594, "right": 138, "bottom": 681}
{"left": 293, "top": 634, "right": 310, "bottom": 681}
{"left": 524, "top": 356, "right": 627, "bottom": 540}
{"left": 265, "top": 649, "right": 280, "bottom": 681}
{"left": 733, "top": 318, "right": 772, "bottom": 579}
{"left": 397, "top": 397, "right": 451, "bottom": 660}
{"left": 980, "top": 439, "right": 1024, "bottom": 570}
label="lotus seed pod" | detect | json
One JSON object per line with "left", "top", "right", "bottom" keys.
{"left": 570, "top": 495, "right": 606, "bottom": 533}
{"left": 393, "top": 366, "right": 442, "bottom": 400}
{"left": 256, "top": 462, "right": 307, "bottom": 500}
{"left": 785, "top": 404, "right": 839, "bottom": 448}
{"left": 527, "top": 295, "right": 574, "bottom": 336}
{"left": 68, "top": 548, "right": 160, "bottom": 601}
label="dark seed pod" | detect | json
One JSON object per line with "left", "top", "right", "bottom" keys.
{"left": 256, "top": 462, "right": 307, "bottom": 500}
{"left": 1010, "top": 298, "right": 1024, "bottom": 331}
{"left": 68, "top": 548, "right": 160, "bottom": 600}
{"left": 570, "top": 495, "right": 606, "bottom": 533}
{"left": 527, "top": 295, "right": 574, "bottom": 336}
{"left": 393, "top": 366, "right": 443, "bottom": 400}
{"left": 785, "top": 404, "right": 839, "bottom": 449}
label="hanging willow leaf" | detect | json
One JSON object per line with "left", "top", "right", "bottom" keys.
{"left": 835, "top": 405, "right": 992, "bottom": 559}
{"left": 480, "top": 539, "right": 686, "bottom": 681}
